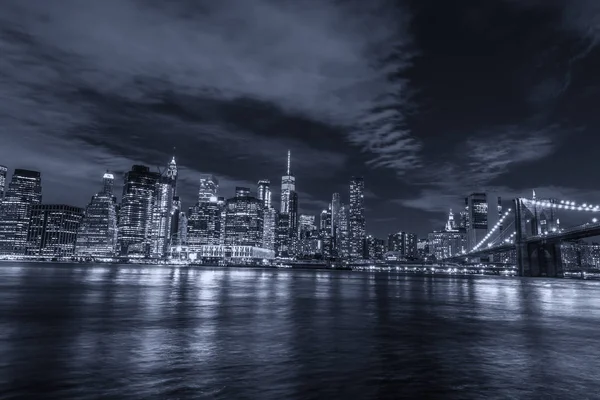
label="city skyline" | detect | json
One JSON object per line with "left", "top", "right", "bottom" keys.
{"left": 2, "top": 1, "right": 600, "bottom": 238}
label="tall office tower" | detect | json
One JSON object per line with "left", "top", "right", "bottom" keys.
{"left": 149, "top": 158, "right": 177, "bottom": 258}
{"left": 276, "top": 212, "right": 291, "bottom": 256}
{"left": 118, "top": 165, "right": 160, "bottom": 256}
{"left": 198, "top": 174, "right": 219, "bottom": 203}
{"left": 76, "top": 172, "right": 119, "bottom": 258}
{"left": 298, "top": 214, "right": 319, "bottom": 257}
{"left": 262, "top": 207, "right": 277, "bottom": 251}
{"left": 0, "top": 165, "right": 7, "bottom": 199}
{"left": 26, "top": 205, "right": 84, "bottom": 257}
{"left": 280, "top": 150, "right": 296, "bottom": 213}
{"left": 257, "top": 180, "right": 271, "bottom": 208}
{"left": 223, "top": 188, "right": 264, "bottom": 247}
{"left": 331, "top": 192, "right": 341, "bottom": 236}
{"left": 366, "top": 235, "right": 386, "bottom": 260}
{"left": 187, "top": 196, "right": 224, "bottom": 247}
{"left": 0, "top": 169, "right": 42, "bottom": 255}
{"left": 170, "top": 196, "right": 182, "bottom": 246}
{"left": 445, "top": 209, "right": 457, "bottom": 231}
{"left": 337, "top": 204, "right": 350, "bottom": 259}
{"left": 318, "top": 206, "right": 333, "bottom": 258}
{"left": 319, "top": 208, "right": 330, "bottom": 231}
{"left": 459, "top": 210, "right": 468, "bottom": 230}
{"left": 348, "top": 177, "right": 366, "bottom": 259}
{"left": 465, "top": 192, "right": 502, "bottom": 251}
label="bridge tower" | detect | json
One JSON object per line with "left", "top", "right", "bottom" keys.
{"left": 514, "top": 198, "right": 564, "bottom": 277}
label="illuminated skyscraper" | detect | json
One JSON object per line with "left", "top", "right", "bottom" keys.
{"left": 319, "top": 207, "right": 333, "bottom": 258}
{"left": 280, "top": 150, "right": 296, "bottom": 214}
{"left": 262, "top": 207, "right": 277, "bottom": 251}
{"left": 387, "top": 232, "right": 418, "bottom": 259}
{"left": 26, "top": 204, "right": 83, "bottom": 257}
{"left": 0, "top": 165, "right": 7, "bottom": 199}
{"left": 0, "top": 169, "right": 42, "bottom": 255}
{"left": 257, "top": 180, "right": 271, "bottom": 208}
{"left": 198, "top": 174, "right": 218, "bottom": 203}
{"left": 337, "top": 204, "right": 350, "bottom": 259}
{"left": 331, "top": 192, "right": 340, "bottom": 237}
{"left": 149, "top": 158, "right": 177, "bottom": 258}
{"left": 187, "top": 196, "right": 224, "bottom": 246}
{"left": 118, "top": 165, "right": 159, "bottom": 256}
{"left": 348, "top": 177, "right": 366, "bottom": 259}
{"left": 76, "top": 172, "right": 118, "bottom": 258}
{"left": 223, "top": 188, "right": 264, "bottom": 247}
{"left": 465, "top": 192, "right": 502, "bottom": 251}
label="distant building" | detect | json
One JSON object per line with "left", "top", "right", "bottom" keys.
{"left": 0, "top": 169, "right": 42, "bottom": 255}
{"left": 198, "top": 174, "right": 219, "bottom": 203}
{"left": 149, "top": 157, "right": 177, "bottom": 258}
{"left": 298, "top": 214, "right": 319, "bottom": 257}
{"left": 337, "top": 204, "right": 350, "bottom": 259}
{"left": 465, "top": 192, "right": 501, "bottom": 251}
{"left": 387, "top": 231, "right": 418, "bottom": 259}
{"left": 76, "top": 172, "right": 118, "bottom": 258}
{"left": 26, "top": 204, "right": 83, "bottom": 257}
{"left": 0, "top": 165, "right": 7, "bottom": 199}
{"left": 187, "top": 196, "right": 224, "bottom": 246}
{"left": 262, "top": 207, "right": 277, "bottom": 251}
{"left": 118, "top": 165, "right": 160, "bottom": 256}
{"left": 427, "top": 210, "right": 467, "bottom": 260}
{"left": 257, "top": 180, "right": 271, "bottom": 209}
{"left": 223, "top": 188, "right": 264, "bottom": 247}
{"left": 417, "top": 239, "right": 429, "bottom": 259}
{"left": 170, "top": 244, "right": 274, "bottom": 263}
{"left": 366, "top": 235, "right": 386, "bottom": 260}
{"left": 319, "top": 207, "right": 334, "bottom": 259}
{"left": 349, "top": 177, "right": 366, "bottom": 259}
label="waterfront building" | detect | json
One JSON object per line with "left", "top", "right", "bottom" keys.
{"left": 149, "top": 158, "right": 177, "bottom": 258}
{"left": 75, "top": 172, "right": 118, "bottom": 258}
{"left": 366, "top": 235, "right": 386, "bottom": 260}
{"left": 0, "top": 169, "right": 42, "bottom": 255}
{"left": 187, "top": 196, "right": 224, "bottom": 246}
{"left": 349, "top": 177, "right": 366, "bottom": 259}
{"left": 169, "top": 244, "right": 274, "bottom": 263}
{"left": 26, "top": 204, "right": 84, "bottom": 257}
{"left": 387, "top": 231, "right": 418, "bottom": 259}
{"left": 297, "top": 214, "right": 318, "bottom": 257}
{"left": 262, "top": 207, "right": 277, "bottom": 251}
{"left": 223, "top": 188, "right": 264, "bottom": 247}
{"left": 118, "top": 165, "right": 159, "bottom": 256}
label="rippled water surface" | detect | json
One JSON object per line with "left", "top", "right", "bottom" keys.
{"left": 1, "top": 263, "right": 600, "bottom": 399}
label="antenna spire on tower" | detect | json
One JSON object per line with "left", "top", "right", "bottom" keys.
{"left": 287, "top": 150, "right": 291, "bottom": 175}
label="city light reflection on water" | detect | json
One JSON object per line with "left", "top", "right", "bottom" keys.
{"left": 1, "top": 262, "right": 600, "bottom": 399}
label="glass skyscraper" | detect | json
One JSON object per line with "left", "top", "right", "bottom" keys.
{"left": 348, "top": 177, "right": 366, "bottom": 260}
{"left": 280, "top": 151, "right": 296, "bottom": 214}
{"left": 76, "top": 172, "right": 118, "bottom": 258}
{"left": 26, "top": 204, "right": 84, "bottom": 257}
{"left": 149, "top": 158, "right": 177, "bottom": 258}
{"left": 465, "top": 192, "right": 502, "bottom": 251}
{"left": 223, "top": 188, "right": 263, "bottom": 247}
{"left": 198, "top": 174, "right": 219, "bottom": 203}
{"left": 0, "top": 169, "right": 42, "bottom": 255}
{"left": 118, "top": 165, "right": 160, "bottom": 256}
{"left": 257, "top": 179, "right": 271, "bottom": 209}
{"left": 187, "top": 197, "right": 224, "bottom": 246}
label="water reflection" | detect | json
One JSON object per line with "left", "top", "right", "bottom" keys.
{"left": 1, "top": 263, "right": 600, "bottom": 399}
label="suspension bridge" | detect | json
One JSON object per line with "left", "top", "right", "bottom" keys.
{"left": 446, "top": 196, "right": 600, "bottom": 277}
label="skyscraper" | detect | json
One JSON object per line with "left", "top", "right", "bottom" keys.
{"left": 337, "top": 204, "right": 350, "bottom": 259}
{"left": 187, "top": 196, "right": 224, "bottom": 247}
{"left": 387, "top": 232, "right": 418, "bottom": 259}
{"left": 280, "top": 150, "right": 296, "bottom": 214}
{"left": 331, "top": 192, "right": 340, "bottom": 237}
{"left": 198, "top": 174, "right": 218, "bottom": 203}
{"left": 0, "top": 169, "right": 42, "bottom": 255}
{"left": 118, "top": 165, "right": 159, "bottom": 256}
{"left": 149, "top": 158, "right": 177, "bottom": 258}
{"left": 465, "top": 192, "right": 502, "bottom": 251}
{"left": 76, "top": 172, "right": 118, "bottom": 258}
{"left": 348, "top": 177, "right": 366, "bottom": 259}
{"left": 26, "top": 204, "right": 83, "bottom": 257}
{"left": 262, "top": 207, "right": 277, "bottom": 251}
{"left": 0, "top": 165, "right": 7, "bottom": 199}
{"left": 257, "top": 180, "right": 271, "bottom": 208}
{"left": 223, "top": 188, "right": 264, "bottom": 247}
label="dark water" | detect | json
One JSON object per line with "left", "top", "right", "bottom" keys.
{"left": 1, "top": 263, "right": 600, "bottom": 399}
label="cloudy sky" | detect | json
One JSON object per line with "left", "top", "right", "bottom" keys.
{"left": 1, "top": 0, "right": 599, "bottom": 237}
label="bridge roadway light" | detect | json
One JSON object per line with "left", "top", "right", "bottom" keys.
{"left": 593, "top": 218, "right": 598, "bottom": 223}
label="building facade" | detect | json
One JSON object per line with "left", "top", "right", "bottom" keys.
{"left": 26, "top": 204, "right": 84, "bottom": 257}
{"left": 198, "top": 174, "right": 219, "bottom": 203}
{"left": 118, "top": 165, "right": 160, "bottom": 256}
{"left": 187, "top": 197, "right": 224, "bottom": 246}
{"left": 465, "top": 192, "right": 502, "bottom": 251}
{"left": 0, "top": 165, "right": 7, "bottom": 199}
{"left": 348, "top": 177, "right": 366, "bottom": 259}
{"left": 223, "top": 188, "right": 264, "bottom": 247}
{"left": 257, "top": 180, "right": 271, "bottom": 209}
{"left": 149, "top": 158, "right": 177, "bottom": 258}
{"left": 0, "top": 169, "right": 42, "bottom": 255}
{"left": 262, "top": 207, "right": 277, "bottom": 251}
{"left": 387, "top": 232, "right": 418, "bottom": 259}
{"left": 76, "top": 172, "right": 118, "bottom": 258}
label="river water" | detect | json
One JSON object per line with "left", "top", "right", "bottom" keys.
{"left": 1, "top": 262, "right": 599, "bottom": 399}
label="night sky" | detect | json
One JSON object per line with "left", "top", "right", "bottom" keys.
{"left": 1, "top": 0, "right": 599, "bottom": 238}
